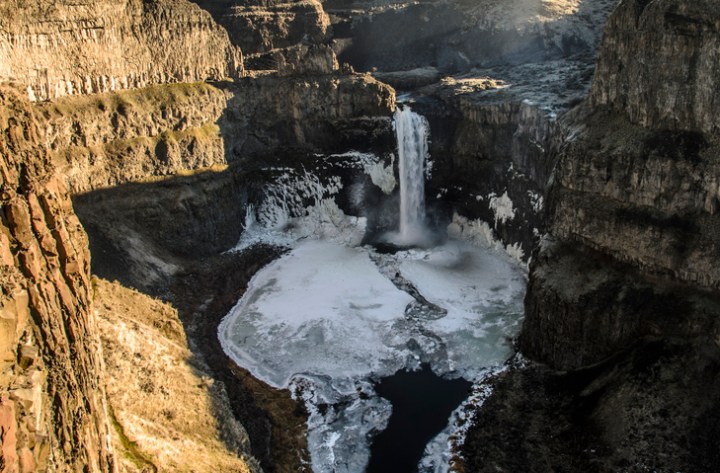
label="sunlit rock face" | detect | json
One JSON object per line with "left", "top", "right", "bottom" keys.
{"left": 329, "top": 0, "right": 617, "bottom": 73}
{"left": 0, "top": 0, "right": 242, "bottom": 101}
{"left": 191, "top": 0, "right": 331, "bottom": 55}
{"left": 0, "top": 86, "right": 114, "bottom": 473}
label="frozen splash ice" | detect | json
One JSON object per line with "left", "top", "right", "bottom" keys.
{"left": 395, "top": 105, "right": 430, "bottom": 245}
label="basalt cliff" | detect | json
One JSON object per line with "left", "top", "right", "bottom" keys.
{"left": 465, "top": 2, "right": 720, "bottom": 472}
{"left": 1, "top": 0, "right": 719, "bottom": 472}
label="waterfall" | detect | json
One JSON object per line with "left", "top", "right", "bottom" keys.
{"left": 395, "top": 105, "right": 429, "bottom": 244}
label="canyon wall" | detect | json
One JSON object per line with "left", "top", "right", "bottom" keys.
{"left": 522, "top": 0, "right": 720, "bottom": 370}
{"left": 34, "top": 73, "right": 392, "bottom": 195}
{"left": 0, "top": 0, "right": 242, "bottom": 101}
{"left": 462, "top": 2, "right": 720, "bottom": 472}
{"left": 0, "top": 86, "right": 114, "bottom": 472}
{"left": 416, "top": 94, "right": 561, "bottom": 259}
{"left": 330, "top": 0, "right": 617, "bottom": 72}
{"left": 192, "top": 0, "right": 330, "bottom": 54}
{"left": 591, "top": 0, "right": 720, "bottom": 136}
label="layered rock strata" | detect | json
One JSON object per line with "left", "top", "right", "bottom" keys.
{"left": 591, "top": 0, "right": 720, "bottom": 136}
{"left": 417, "top": 91, "right": 561, "bottom": 259}
{"left": 190, "top": 0, "right": 337, "bottom": 74}
{"left": 0, "top": 86, "right": 114, "bottom": 472}
{"left": 330, "top": 0, "right": 618, "bottom": 73}
{"left": 461, "top": 1, "right": 720, "bottom": 471}
{"left": 35, "top": 73, "right": 393, "bottom": 195}
{"left": 522, "top": 0, "right": 720, "bottom": 368}
{"left": 192, "top": 0, "right": 330, "bottom": 54}
{"left": 0, "top": 0, "right": 242, "bottom": 101}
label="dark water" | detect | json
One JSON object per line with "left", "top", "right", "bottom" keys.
{"left": 366, "top": 365, "right": 472, "bottom": 473}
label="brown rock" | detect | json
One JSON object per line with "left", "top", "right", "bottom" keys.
{"left": 0, "top": 85, "right": 114, "bottom": 471}
{"left": 591, "top": 0, "right": 720, "bottom": 136}
{"left": 0, "top": 0, "right": 242, "bottom": 101}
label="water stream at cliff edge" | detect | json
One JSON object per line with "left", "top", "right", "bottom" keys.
{"left": 218, "top": 107, "right": 526, "bottom": 472}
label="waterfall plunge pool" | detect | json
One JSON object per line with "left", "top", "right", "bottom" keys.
{"left": 219, "top": 238, "right": 525, "bottom": 472}
{"left": 218, "top": 105, "right": 526, "bottom": 471}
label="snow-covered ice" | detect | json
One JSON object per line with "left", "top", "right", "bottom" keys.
{"left": 219, "top": 233, "right": 525, "bottom": 471}
{"left": 220, "top": 158, "right": 527, "bottom": 472}
{"left": 219, "top": 240, "right": 414, "bottom": 387}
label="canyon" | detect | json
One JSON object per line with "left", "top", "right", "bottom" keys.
{"left": 1, "top": 0, "right": 719, "bottom": 472}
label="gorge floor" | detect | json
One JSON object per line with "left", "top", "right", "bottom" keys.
{"left": 219, "top": 215, "right": 526, "bottom": 472}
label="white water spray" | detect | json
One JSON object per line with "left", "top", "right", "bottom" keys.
{"left": 395, "top": 105, "right": 429, "bottom": 244}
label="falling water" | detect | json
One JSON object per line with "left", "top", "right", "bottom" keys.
{"left": 395, "top": 105, "right": 429, "bottom": 244}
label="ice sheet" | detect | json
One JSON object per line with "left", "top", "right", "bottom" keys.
{"left": 219, "top": 164, "right": 527, "bottom": 472}
{"left": 219, "top": 236, "right": 525, "bottom": 472}
{"left": 219, "top": 240, "right": 414, "bottom": 387}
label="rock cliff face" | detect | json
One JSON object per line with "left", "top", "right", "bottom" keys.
{"left": 226, "top": 73, "right": 394, "bottom": 156}
{"left": 37, "top": 83, "right": 230, "bottom": 193}
{"left": 0, "top": 0, "right": 242, "bottom": 101}
{"left": 522, "top": 0, "right": 720, "bottom": 369}
{"left": 462, "top": 2, "right": 720, "bottom": 471}
{"left": 331, "top": 0, "right": 617, "bottom": 73}
{"left": 33, "top": 73, "right": 392, "bottom": 195}
{"left": 416, "top": 92, "right": 561, "bottom": 259}
{"left": 190, "top": 0, "right": 338, "bottom": 74}
{"left": 0, "top": 86, "right": 114, "bottom": 472}
{"left": 591, "top": 0, "right": 720, "bottom": 136}
{"left": 94, "top": 278, "right": 257, "bottom": 473}
{"left": 193, "top": 0, "right": 330, "bottom": 55}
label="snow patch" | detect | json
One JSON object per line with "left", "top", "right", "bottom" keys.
{"left": 528, "top": 190, "right": 545, "bottom": 213}
{"left": 447, "top": 213, "right": 527, "bottom": 266}
{"left": 327, "top": 150, "right": 397, "bottom": 194}
{"left": 505, "top": 242, "right": 525, "bottom": 263}
{"left": 447, "top": 213, "right": 502, "bottom": 251}
{"left": 364, "top": 161, "right": 397, "bottom": 194}
{"left": 256, "top": 169, "right": 342, "bottom": 229}
{"left": 488, "top": 191, "right": 516, "bottom": 227}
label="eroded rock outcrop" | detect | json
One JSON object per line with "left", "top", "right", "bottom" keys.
{"left": 193, "top": 0, "right": 330, "bottom": 55}
{"left": 0, "top": 0, "right": 242, "bottom": 101}
{"left": 0, "top": 86, "right": 114, "bottom": 471}
{"left": 28, "top": 71, "right": 393, "bottom": 196}
{"left": 522, "top": 0, "right": 720, "bottom": 369}
{"left": 462, "top": 2, "right": 720, "bottom": 471}
{"left": 36, "top": 83, "right": 230, "bottom": 193}
{"left": 94, "top": 278, "right": 257, "bottom": 473}
{"left": 591, "top": 0, "right": 720, "bottom": 136}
